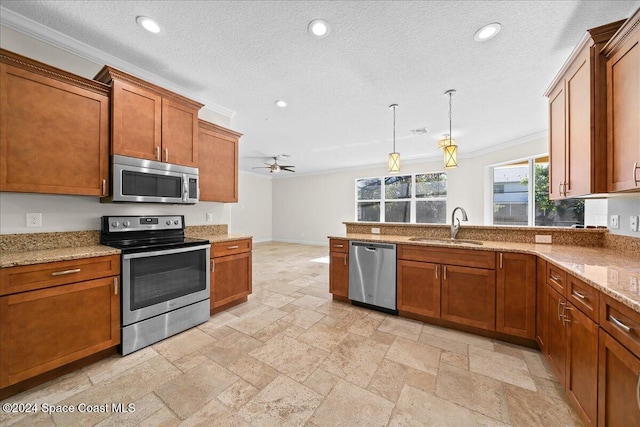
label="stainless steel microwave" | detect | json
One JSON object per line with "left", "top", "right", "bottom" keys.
{"left": 104, "top": 155, "right": 199, "bottom": 204}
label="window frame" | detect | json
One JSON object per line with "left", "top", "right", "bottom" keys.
{"left": 355, "top": 172, "right": 447, "bottom": 224}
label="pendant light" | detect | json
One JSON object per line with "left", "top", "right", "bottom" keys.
{"left": 388, "top": 104, "right": 400, "bottom": 173}
{"left": 443, "top": 89, "right": 458, "bottom": 169}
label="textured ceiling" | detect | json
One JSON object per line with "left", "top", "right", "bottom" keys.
{"left": 1, "top": 1, "right": 638, "bottom": 175}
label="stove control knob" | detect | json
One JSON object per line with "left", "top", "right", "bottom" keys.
{"left": 111, "top": 221, "right": 119, "bottom": 228}
{"left": 123, "top": 221, "right": 131, "bottom": 228}
{"left": 166, "top": 220, "right": 172, "bottom": 226}
{"left": 174, "top": 220, "right": 180, "bottom": 225}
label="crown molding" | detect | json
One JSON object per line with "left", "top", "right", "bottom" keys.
{"left": 0, "top": 6, "right": 236, "bottom": 118}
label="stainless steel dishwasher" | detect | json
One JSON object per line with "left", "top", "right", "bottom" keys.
{"left": 349, "top": 241, "right": 397, "bottom": 313}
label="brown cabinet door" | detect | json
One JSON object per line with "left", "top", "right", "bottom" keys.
{"left": 496, "top": 253, "right": 536, "bottom": 339}
{"left": 597, "top": 329, "right": 640, "bottom": 427}
{"left": 565, "top": 47, "right": 594, "bottom": 197}
{"left": 548, "top": 82, "right": 567, "bottom": 200}
{"left": 111, "top": 79, "right": 162, "bottom": 161}
{"left": 441, "top": 265, "right": 495, "bottom": 331}
{"left": 0, "top": 63, "right": 109, "bottom": 196}
{"left": 198, "top": 121, "right": 241, "bottom": 202}
{"left": 607, "top": 28, "right": 640, "bottom": 192}
{"left": 545, "top": 285, "right": 567, "bottom": 386}
{"left": 565, "top": 303, "right": 599, "bottom": 427}
{"left": 0, "top": 277, "right": 120, "bottom": 388}
{"left": 161, "top": 98, "right": 199, "bottom": 167}
{"left": 329, "top": 252, "right": 349, "bottom": 298}
{"left": 211, "top": 252, "right": 252, "bottom": 309}
{"left": 397, "top": 259, "right": 440, "bottom": 318}
{"left": 536, "top": 258, "right": 548, "bottom": 351}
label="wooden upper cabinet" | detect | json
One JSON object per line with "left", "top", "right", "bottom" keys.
{"left": 95, "top": 66, "right": 203, "bottom": 167}
{"left": 198, "top": 120, "right": 242, "bottom": 202}
{"left": 0, "top": 49, "right": 110, "bottom": 196}
{"left": 603, "top": 9, "right": 640, "bottom": 193}
{"left": 545, "top": 20, "right": 624, "bottom": 199}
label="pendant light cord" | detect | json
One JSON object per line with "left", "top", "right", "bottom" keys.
{"left": 448, "top": 92, "right": 452, "bottom": 141}
{"left": 393, "top": 105, "right": 396, "bottom": 152}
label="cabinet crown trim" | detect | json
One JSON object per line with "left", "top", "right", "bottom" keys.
{"left": 602, "top": 8, "right": 640, "bottom": 56}
{"left": 198, "top": 119, "right": 243, "bottom": 138}
{"left": 94, "top": 65, "right": 204, "bottom": 110}
{"left": 0, "top": 48, "right": 110, "bottom": 96}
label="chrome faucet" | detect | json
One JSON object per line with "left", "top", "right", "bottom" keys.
{"left": 451, "top": 207, "right": 468, "bottom": 240}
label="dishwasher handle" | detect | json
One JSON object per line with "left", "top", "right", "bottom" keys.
{"left": 351, "top": 241, "right": 396, "bottom": 250}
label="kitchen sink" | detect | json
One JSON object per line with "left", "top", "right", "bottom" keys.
{"left": 408, "top": 237, "right": 483, "bottom": 246}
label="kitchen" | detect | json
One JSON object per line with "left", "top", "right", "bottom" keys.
{"left": 1, "top": 1, "right": 640, "bottom": 426}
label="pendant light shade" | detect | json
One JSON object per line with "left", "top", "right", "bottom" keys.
{"left": 388, "top": 104, "right": 400, "bottom": 173}
{"left": 441, "top": 89, "right": 458, "bottom": 169}
{"left": 444, "top": 144, "right": 458, "bottom": 169}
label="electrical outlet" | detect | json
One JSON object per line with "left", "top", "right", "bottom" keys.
{"left": 371, "top": 227, "right": 381, "bottom": 234}
{"left": 206, "top": 213, "right": 213, "bottom": 222}
{"left": 26, "top": 213, "right": 42, "bottom": 228}
{"left": 535, "top": 235, "right": 552, "bottom": 244}
{"left": 608, "top": 268, "right": 619, "bottom": 284}
{"left": 630, "top": 276, "right": 638, "bottom": 294}
{"left": 610, "top": 215, "right": 620, "bottom": 229}
{"left": 630, "top": 215, "right": 639, "bottom": 232}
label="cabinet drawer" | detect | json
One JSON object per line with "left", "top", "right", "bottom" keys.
{"left": 599, "top": 293, "right": 640, "bottom": 356}
{"left": 0, "top": 255, "right": 120, "bottom": 296}
{"left": 398, "top": 245, "right": 495, "bottom": 269}
{"left": 329, "top": 239, "right": 349, "bottom": 253}
{"left": 212, "top": 239, "right": 252, "bottom": 257}
{"left": 546, "top": 263, "right": 567, "bottom": 295}
{"left": 567, "top": 275, "right": 599, "bottom": 322}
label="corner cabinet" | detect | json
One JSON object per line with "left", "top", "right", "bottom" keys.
{"left": 602, "top": 9, "right": 640, "bottom": 193}
{"left": 210, "top": 239, "right": 252, "bottom": 312}
{"left": 0, "top": 255, "right": 120, "bottom": 389}
{"left": 95, "top": 66, "right": 203, "bottom": 167}
{"left": 198, "top": 120, "right": 242, "bottom": 202}
{"left": 329, "top": 239, "right": 349, "bottom": 300}
{"left": 0, "top": 49, "right": 110, "bottom": 196}
{"left": 544, "top": 20, "right": 624, "bottom": 200}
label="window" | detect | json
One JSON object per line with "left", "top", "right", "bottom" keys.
{"left": 490, "top": 156, "right": 584, "bottom": 227}
{"left": 356, "top": 173, "right": 447, "bottom": 223}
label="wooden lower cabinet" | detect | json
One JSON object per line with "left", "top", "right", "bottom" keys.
{"left": 210, "top": 249, "right": 252, "bottom": 310}
{"left": 496, "top": 252, "right": 536, "bottom": 339}
{"left": 329, "top": 251, "right": 349, "bottom": 299}
{"left": 598, "top": 329, "right": 640, "bottom": 426}
{"left": 536, "top": 258, "right": 548, "bottom": 350}
{"left": 565, "top": 302, "right": 599, "bottom": 427}
{"left": 545, "top": 284, "right": 567, "bottom": 384}
{"left": 0, "top": 277, "right": 120, "bottom": 388}
{"left": 397, "top": 259, "right": 440, "bottom": 318}
{"left": 441, "top": 265, "right": 496, "bottom": 331}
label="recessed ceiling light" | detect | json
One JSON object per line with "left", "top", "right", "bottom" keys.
{"left": 136, "top": 16, "right": 162, "bottom": 34}
{"left": 275, "top": 100, "right": 288, "bottom": 108}
{"left": 474, "top": 22, "right": 501, "bottom": 41}
{"left": 308, "top": 19, "right": 330, "bottom": 38}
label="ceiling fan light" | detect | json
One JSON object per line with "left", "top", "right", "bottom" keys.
{"left": 444, "top": 145, "right": 458, "bottom": 169}
{"left": 388, "top": 152, "right": 401, "bottom": 173}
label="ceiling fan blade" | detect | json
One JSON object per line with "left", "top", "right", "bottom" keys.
{"left": 278, "top": 165, "right": 295, "bottom": 168}
{"left": 251, "top": 167, "right": 271, "bottom": 169}
{"left": 281, "top": 168, "right": 296, "bottom": 172}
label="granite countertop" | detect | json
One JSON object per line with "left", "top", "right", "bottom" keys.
{"left": 186, "top": 233, "right": 253, "bottom": 243}
{"left": 0, "top": 245, "right": 121, "bottom": 268}
{"left": 330, "top": 233, "right": 640, "bottom": 313}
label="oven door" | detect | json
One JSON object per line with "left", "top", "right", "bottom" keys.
{"left": 122, "top": 244, "right": 210, "bottom": 326}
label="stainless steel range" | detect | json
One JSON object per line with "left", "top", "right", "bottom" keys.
{"left": 100, "top": 215, "right": 210, "bottom": 355}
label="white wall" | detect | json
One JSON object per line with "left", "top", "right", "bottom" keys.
{"left": 608, "top": 194, "right": 640, "bottom": 237}
{"left": 229, "top": 172, "right": 273, "bottom": 242}
{"left": 272, "top": 135, "right": 549, "bottom": 245}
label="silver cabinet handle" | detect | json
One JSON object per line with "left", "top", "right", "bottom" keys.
{"left": 435, "top": 265, "right": 439, "bottom": 280}
{"left": 51, "top": 268, "right": 81, "bottom": 276}
{"left": 334, "top": 244, "right": 344, "bottom": 248}
{"left": 114, "top": 277, "right": 118, "bottom": 295}
{"left": 550, "top": 274, "right": 562, "bottom": 283}
{"left": 156, "top": 146, "right": 161, "bottom": 161}
{"left": 211, "top": 259, "right": 215, "bottom": 272}
{"left": 443, "top": 265, "right": 447, "bottom": 280}
{"left": 102, "top": 179, "right": 107, "bottom": 196}
{"left": 557, "top": 299, "right": 565, "bottom": 321}
{"left": 344, "top": 255, "right": 347, "bottom": 266}
{"left": 228, "top": 245, "right": 239, "bottom": 250}
{"left": 610, "top": 315, "right": 632, "bottom": 333}
{"left": 571, "top": 290, "right": 586, "bottom": 300}
{"left": 634, "top": 162, "right": 639, "bottom": 186}
{"left": 637, "top": 370, "right": 640, "bottom": 410}
{"left": 164, "top": 148, "right": 169, "bottom": 162}
{"left": 562, "top": 306, "right": 572, "bottom": 325}
{"left": 499, "top": 253, "right": 503, "bottom": 269}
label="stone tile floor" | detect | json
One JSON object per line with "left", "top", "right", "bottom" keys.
{"left": 1, "top": 242, "right": 583, "bottom": 426}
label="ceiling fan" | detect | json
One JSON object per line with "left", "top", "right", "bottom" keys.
{"left": 252, "top": 155, "right": 295, "bottom": 173}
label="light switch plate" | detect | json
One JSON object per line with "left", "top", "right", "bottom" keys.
{"left": 371, "top": 227, "right": 381, "bottom": 234}
{"left": 610, "top": 215, "right": 620, "bottom": 229}
{"left": 26, "top": 213, "right": 42, "bottom": 228}
{"left": 630, "top": 215, "right": 639, "bottom": 232}
{"left": 206, "top": 213, "right": 213, "bottom": 222}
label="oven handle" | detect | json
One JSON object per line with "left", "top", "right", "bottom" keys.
{"left": 122, "top": 244, "right": 211, "bottom": 260}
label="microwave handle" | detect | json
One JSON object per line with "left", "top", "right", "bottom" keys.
{"left": 183, "top": 174, "right": 189, "bottom": 202}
